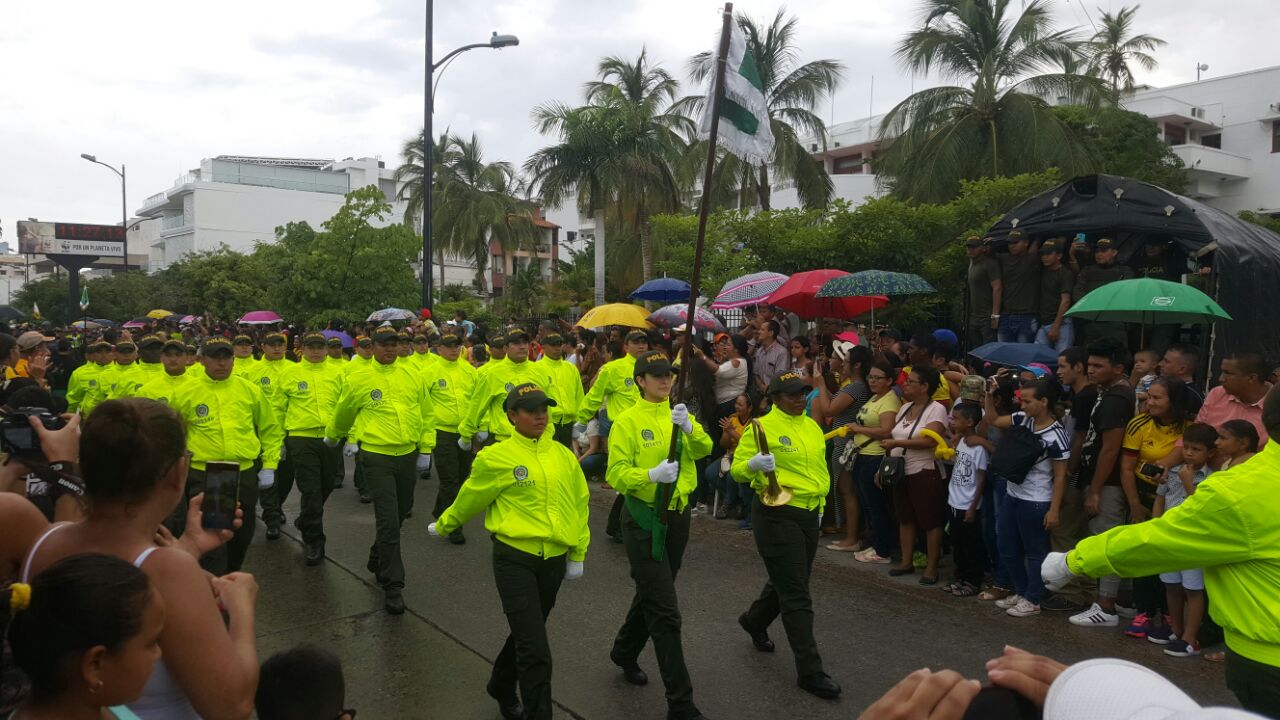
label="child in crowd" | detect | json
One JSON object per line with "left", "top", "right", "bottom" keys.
{"left": 256, "top": 645, "right": 354, "bottom": 720}
{"left": 945, "top": 403, "right": 989, "bottom": 597}
{"left": 1152, "top": 423, "right": 1218, "bottom": 657}
{"left": 1216, "top": 419, "right": 1260, "bottom": 469}
{"left": 1132, "top": 349, "right": 1159, "bottom": 412}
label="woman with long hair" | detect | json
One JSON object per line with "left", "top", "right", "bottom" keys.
{"left": 813, "top": 346, "right": 873, "bottom": 551}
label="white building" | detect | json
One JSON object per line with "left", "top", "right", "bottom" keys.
{"left": 0, "top": 255, "right": 28, "bottom": 305}
{"left": 1121, "top": 65, "right": 1280, "bottom": 213}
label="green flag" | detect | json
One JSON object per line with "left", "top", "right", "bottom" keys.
{"left": 698, "top": 17, "right": 776, "bottom": 164}
{"left": 79, "top": 286, "right": 89, "bottom": 312}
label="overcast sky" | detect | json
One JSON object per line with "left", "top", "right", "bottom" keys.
{"left": 2, "top": 0, "right": 1275, "bottom": 243}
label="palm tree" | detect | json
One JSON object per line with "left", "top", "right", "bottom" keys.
{"left": 876, "top": 0, "right": 1114, "bottom": 204}
{"left": 685, "top": 9, "right": 845, "bottom": 210}
{"left": 395, "top": 131, "right": 536, "bottom": 293}
{"left": 1084, "top": 5, "right": 1166, "bottom": 92}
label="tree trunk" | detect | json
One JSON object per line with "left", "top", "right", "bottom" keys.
{"left": 757, "top": 164, "right": 771, "bottom": 211}
{"left": 639, "top": 216, "right": 654, "bottom": 283}
{"left": 593, "top": 210, "right": 606, "bottom": 306}
{"left": 437, "top": 247, "right": 446, "bottom": 300}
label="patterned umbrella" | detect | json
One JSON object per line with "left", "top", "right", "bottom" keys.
{"left": 239, "top": 310, "right": 283, "bottom": 325}
{"left": 647, "top": 304, "right": 727, "bottom": 333}
{"left": 765, "top": 269, "right": 888, "bottom": 320}
{"left": 630, "top": 278, "right": 692, "bottom": 303}
{"left": 122, "top": 319, "right": 147, "bottom": 329}
{"left": 816, "top": 270, "right": 937, "bottom": 298}
{"left": 709, "top": 271, "right": 789, "bottom": 310}
{"left": 367, "top": 307, "right": 416, "bottom": 323}
{"left": 71, "top": 319, "right": 105, "bottom": 330}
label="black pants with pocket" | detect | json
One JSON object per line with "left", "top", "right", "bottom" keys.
{"left": 287, "top": 436, "right": 339, "bottom": 545}
{"left": 361, "top": 450, "right": 416, "bottom": 591}
{"left": 490, "top": 539, "right": 566, "bottom": 720}
{"left": 948, "top": 507, "right": 986, "bottom": 586}
{"left": 432, "top": 430, "right": 472, "bottom": 518}
{"left": 259, "top": 451, "right": 295, "bottom": 529}
{"left": 742, "top": 502, "right": 826, "bottom": 679}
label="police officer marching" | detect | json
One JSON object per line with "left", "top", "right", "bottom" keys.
{"left": 249, "top": 331, "right": 297, "bottom": 540}
{"left": 274, "top": 331, "right": 345, "bottom": 566}
{"left": 324, "top": 324, "right": 434, "bottom": 614}
{"left": 535, "top": 331, "right": 583, "bottom": 448}
{"left": 459, "top": 327, "right": 556, "bottom": 451}
{"left": 168, "top": 336, "right": 284, "bottom": 575}
{"left": 732, "top": 370, "right": 841, "bottom": 700}
{"left": 66, "top": 340, "right": 112, "bottom": 414}
{"left": 232, "top": 334, "right": 259, "bottom": 375}
{"left": 135, "top": 338, "right": 193, "bottom": 403}
{"left": 429, "top": 383, "right": 590, "bottom": 720}
{"left": 421, "top": 329, "right": 478, "bottom": 544}
{"left": 607, "top": 350, "right": 712, "bottom": 720}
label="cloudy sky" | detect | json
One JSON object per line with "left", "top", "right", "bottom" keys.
{"left": 2, "top": 0, "right": 1275, "bottom": 243}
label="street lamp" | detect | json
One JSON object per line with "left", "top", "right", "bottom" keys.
{"left": 79, "top": 153, "right": 129, "bottom": 271}
{"left": 423, "top": 0, "right": 519, "bottom": 310}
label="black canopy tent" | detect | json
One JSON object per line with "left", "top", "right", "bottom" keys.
{"left": 985, "top": 174, "right": 1280, "bottom": 369}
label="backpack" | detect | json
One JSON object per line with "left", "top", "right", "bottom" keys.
{"left": 987, "top": 420, "right": 1045, "bottom": 485}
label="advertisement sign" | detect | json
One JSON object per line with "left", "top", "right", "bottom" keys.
{"left": 16, "top": 221, "right": 125, "bottom": 257}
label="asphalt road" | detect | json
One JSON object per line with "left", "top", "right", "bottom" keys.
{"left": 244, "top": 461, "right": 1235, "bottom": 719}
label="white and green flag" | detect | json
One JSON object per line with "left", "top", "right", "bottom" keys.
{"left": 698, "top": 18, "right": 775, "bottom": 164}
{"left": 79, "top": 286, "right": 89, "bottom": 311}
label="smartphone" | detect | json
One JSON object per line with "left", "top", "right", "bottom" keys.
{"left": 1074, "top": 232, "right": 1087, "bottom": 244}
{"left": 1139, "top": 462, "right": 1164, "bottom": 479}
{"left": 203, "top": 461, "right": 240, "bottom": 530}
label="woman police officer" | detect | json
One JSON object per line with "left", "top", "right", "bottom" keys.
{"left": 733, "top": 369, "right": 842, "bottom": 700}
{"left": 429, "top": 383, "right": 590, "bottom": 720}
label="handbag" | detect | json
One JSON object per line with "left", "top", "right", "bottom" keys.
{"left": 878, "top": 402, "right": 930, "bottom": 487}
{"left": 838, "top": 436, "right": 876, "bottom": 470}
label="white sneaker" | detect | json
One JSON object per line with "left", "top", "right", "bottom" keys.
{"left": 1006, "top": 599, "right": 1041, "bottom": 617}
{"left": 1069, "top": 602, "right": 1119, "bottom": 627}
{"left": 1115, "top": 604, "right": 1137, "bottom": 619}
{"left": 995, "top": 594, "right": 1024, "bottom": 609}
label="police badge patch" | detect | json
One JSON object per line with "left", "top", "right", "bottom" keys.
{"left": 438, "top": 378, "right": 447, "bottom": 388}
{"left": 371, "top": 389, "right": 383, "bottom": 400}
{"left": 505, "top": 382, "right": 514, "bottom": 392}
{"left": 779, "top": 436, "right": 792, "bottom": 447}
{"left": 298, "top": 381, "right": 308, "bottom": 391}
{"left": 641, "top": 429, "right": 655, "bottom": 441}
{"left": 195, "top": 404, "right": 209, "bottom": 418}
{"left": 513, "top": 465, "right": 533, "bottom": 486}
{"left": 624, "top": 378, "right": 635, "bottom": 387}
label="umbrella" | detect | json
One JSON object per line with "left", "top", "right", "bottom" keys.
{"left": 0, "top": 306, "right": 24, "bottom": 322}
{"left": 575, "top": 303, "right": 653, "bottom": 329}
{"left": 147, "top": 309, "right": 175, "bottom": 320}
{"left": 367, "top": 307, "right": 415, "bottom": 323}
{"left": 765, "top": 269, "right": 889, "bottom": 320}
{"left": 323, "top": 329, "right": 354, "bottom": 349}
{"left": 178, "top": 315, "right": 199, "bottom": 325}
{"left": 122, "top": 320, "right": 147, "bottom": 329}
{"left": 71, "top": 320, "right": 104, "bottom": 330}
{"left": 710, "top": 271, "right": 789, "bottom": 310}
{"left": 968, "top": 342, "right": 1060, "bottom": 368}
{"left": 239, "top": 310, "right": 283, "bottom": 325}
{"left": 647, "top": 304, "right": 726, "bottom": 334}
{"left": 630, "top": 278, "right": 692, "bottom": 304}
{"left": 92, "top": 318, "right": 117, "bottom": 327}
{"left": 1067, "top": 278, "right": 1231, "bottom": 325}
{"left": 816, "top": 270, "right": 937, "bottom": 298}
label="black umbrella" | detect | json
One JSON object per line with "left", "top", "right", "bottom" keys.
{"left": 0, "top": 306, "right": 24, "bottom": 322}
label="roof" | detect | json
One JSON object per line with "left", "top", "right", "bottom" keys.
{"left": 533, "top": 217, "right": 559, "bottom": 229}
{"left": 212, "top": 156, "right": 335, "bottom": 169}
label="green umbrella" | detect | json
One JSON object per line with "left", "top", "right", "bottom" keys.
{"left": 815, "top": 270, "right": 937, "bottom": 298}
{"left": 1066, "top": 278, "right": 1231, "bottom": 324}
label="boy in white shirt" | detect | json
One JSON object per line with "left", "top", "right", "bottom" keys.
{"left": 946, "top": 403, "right": 990, "bottom": 597}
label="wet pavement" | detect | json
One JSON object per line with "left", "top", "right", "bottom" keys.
{"left": 244, "top": 462, "right": 1235, "bottom": 719}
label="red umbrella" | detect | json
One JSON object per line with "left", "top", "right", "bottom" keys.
{"left": 764, "top": 269, "right": 888, "bottom": 320}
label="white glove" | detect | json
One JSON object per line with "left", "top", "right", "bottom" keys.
{"left": 323, "top": 436, "right": 339, "bottom": 448}
{"left": 257, "top": 469, "right": 275, "bottom": 490}
{"left": 417, "top": 454, "right": 432, "bottom": 472}
{"left": 343, "top": 442, "right": 359, "bottom": 457}
{"left": 573, "top": 422, "right": 589, "bottom": 437}
{"left": 458, "top": 437, "right": 472, "bottom": 451}
{"left": 475, "top": 430, "right": 490, "bottom": 443}
{"left": 670, "top": 403, "right": 693, "bottom": 434}
{"left": 747, "top": 453, "right": 776, "bottom": 473}
{"left": 647, "top": 459, "right": 680, "bottom": 484}
{"left": 1041, "top": 552, "right": 1076, "bottom": 592}
{"left": 565, "top": 559, "right": 584, "bottom": 580}
{"left": 427, "top": 522, "right": 441, "bottom": 537}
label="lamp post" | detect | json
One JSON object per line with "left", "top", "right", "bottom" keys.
{"left": 79, "top": 153, "right": 129, "bottom": 271}
{"left": 422, "top": 0, "right": 518, "bottom": 310}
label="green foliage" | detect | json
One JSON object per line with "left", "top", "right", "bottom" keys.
{"left": 1239, "top": 211, "right": 1280, "bottom": 235}
{"left": 13, "top": 275, "right": 70, "bottom": 324}
{"left": 436, "top": 283, "right": 475, "bottom": 303}
{"left": 1083, "top": 5, "right": 1166, "bottom": 92}
{"left": 1053, "top": 106, "right": 1186, "bottom": 192}
{"left": 434, "top": 298, "right": 500, "bottom": 333}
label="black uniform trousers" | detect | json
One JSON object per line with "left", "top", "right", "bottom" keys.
{"left": 490, "top": 539, "right": 567, "bottom": 720}
{"left": 742, "top": 502, "right": 826, "bottom": 679}
{"left": 168, "top": 465, "right": 259, "bottom": 575}
{"left": 612, "top": 502, "right": 697, "bottom": 717}
{"left": 361, "top": 450, "right": 417, "bottom": 591}
{"left": 553, "top": 423, "right": 574, "bottom": 449}
{"left": 606, "top": 494, "right": 625, "bottom": 538}
{"left": 1227, "top": 651, "right": 1280, "bottom": 718}
{"left": 284, "top": 436, "right": 340, "bottom": 545}
{"left": 432, "top": 430, "right": 472, "bottom": 518}
{"left": 259, "top": 449, "right": 295, "bottom": 529}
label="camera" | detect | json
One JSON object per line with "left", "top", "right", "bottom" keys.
{"left": 0, "top": 406, "right": 67, "bottom": 458}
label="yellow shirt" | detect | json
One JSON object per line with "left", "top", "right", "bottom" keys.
{"left": 852, "top": 390, "right": 903, "bottom": 457}
{"left": 1123, "top": 414, "right": 1186, "bottom": 487}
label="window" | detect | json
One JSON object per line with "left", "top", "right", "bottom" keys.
{"left": 493, "top": 256, "right": 504, "bottom": 274}
{"left": 1164, "top": 124, "right": 1186, "bottom": 146}
{"left": 1201, "top": 133, "right": 1221, "bottom": 149}
{"left": 833, "top": 154, "right": 863, "bottom": 175}
{"left": 1273, "top": 122, "right": 1280, "bottom": 153}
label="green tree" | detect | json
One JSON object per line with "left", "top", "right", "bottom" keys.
{"left": 156, "top": 247, "right": 272, "bottom": 323}
{"left": 501, "top": 262, "right": 547, "bottom": 319}
{"left": 686, "top": 9, "right": 845, "bottom": 210}
{"left": 1083, "top": 5, "right": 1165, "bottom": 92}
{"left": 876, "top": 0, "right": 1113, "bottom": 203}
{"left": 1053, "top": 105, "right": 1186, "bottom": 192}
{"left": 13, "top": 275, "right": 70, "bottom": 324}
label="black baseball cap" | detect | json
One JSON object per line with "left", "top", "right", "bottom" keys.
{"left": 202, "top": 337, "right": 233, "bottom": 356}
{"left": 115, "top": 341, "right": 137, "bottom": 353}
{"left": 327, "top": 336, "right": 344, "bottom": 347}
{"left": 1040, "top": 237, "right": 1066, "bottom": 254}
{"left": 89, "top": 340, "right": 112, "bottom": 352}
{"left": 505, "top": 383, "right": 558, "bottom": 411}
{"left": 625, "top": 330, "right": 649, "bottom": 343}
{"left": 162, "top": 338, "right": 186, "bottom": 352}
{"left": 440, "top": 334, "right": 462, "bottom": 347}
{"left": 542, "top": 332, "right": 565, "bottom": 345}
{"left": 767, "top": 370, "right": 808, "bottom": 395}
{"left": 963, "top": 235, "right": 983, "bottom": 248}
{"left": 1095, "top": 237, "right": 1117, "bottom": 250}
{"left": 372, "top": 326, "right": 399, "bottom": 344}
{"left": 356, "top": 336, "right": 372, "bottom": 347}
{"left": 412, "top": 334, "right": 429, "bottom": 344}
{"left": 138, "top": 335, "right": 164, "bottom": 349}
{"left": 505, "top": 327, "right": 530, "bottom": 343}
{"left": 634, "top": 350, "right": 675, "bottom": 378}
{"left": 1007, "top": 229, "right": 1028, "bottom": 243}
{"left": 489, "top": 331, "right": 507, "bottom": 347}
{"left": 263, "top": 332, "right": 286, "bottom": 345}
{"left": 302, "top": 332, "right": 327, "bottom": 346}
{"left": 233, "top": 334, "right": 253, "bottom": 346}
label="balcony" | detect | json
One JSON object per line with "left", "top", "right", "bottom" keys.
{"left": 1124, "top": 94, "right": 1220, "bottom": 132}
{"left": 160, "top": 214, "right": 191, "bottom": 232}
{"left": 1171, "top": 144, "right": 1251, "bottom": 180}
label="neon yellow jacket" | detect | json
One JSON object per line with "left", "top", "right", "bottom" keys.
{"left": 66, "top": 362, "right": 107, "bottom": 413}
{"left": 537, "top": 356, "right": 584, "bottom": 426}
{"left": 343, "top": 355, "right": 369, "bottom": 374}
{"left": 733, "top": 406, "right": 831, "bottom": 512}
{"left": 576, "top": 354, "right": 639, "bottom": 424}
{"left": 410, "top": 352, "right": 440, "bottom": 373}
{"left": 325, "top": 360, "right": 434, "bottom": 456}
{"left": 272, "top": 358, "right": 343, "bottom": 437}
{"left": 1069, "top": 441, "right": 1280, "bottom": 665}
{"left": 135, "top": 372, "right": 192, "bottom": 405}
{"left": 243, "top": 358, "right": 292, "bottom": 401}
{"left": 105, "top": 362, "right": 148, "bottom": 399}
{"left": 437, "top": 430, "right": 590, "bottom": 561}
{"left": 233, "top": 355, "right": 260, "bottom": 377}
{"left": 421, "top": 354, "right": 477, "bottom": 434}
{"left": 460, "top": 358, "right": 558, "bottom": 440}
{"left": 169, "top": 368, "right": 284, "bottom": 472}
{"left": 135, "top": 362, "right": 165, "bottom": 386}
{"left": 607, "top": 398, "right": 712, "bottom": 511}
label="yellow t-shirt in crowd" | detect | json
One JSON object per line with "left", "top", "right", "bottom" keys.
{"left": 1123, "top": 413, "right": 1186, "bottom": 487}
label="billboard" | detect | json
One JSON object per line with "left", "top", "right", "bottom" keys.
{"left": 16, "top": 221, "right": 125, "bottom": 257}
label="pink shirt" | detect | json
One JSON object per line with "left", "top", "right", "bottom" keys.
{"left": 1196, "top": 385, "right": 1270, "bottom": 445}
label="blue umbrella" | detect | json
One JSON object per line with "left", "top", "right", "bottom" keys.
{"left": 630, "top": 278, "right": 692, "bottom": 303}
{"left": 322, "top": 329, "right": 354, "bottom": 349}
{"left": 967, "top": 342, "right": 1059, "bottom": 368}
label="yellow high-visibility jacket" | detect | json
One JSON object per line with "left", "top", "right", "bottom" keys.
{"left": 733, "top": 406, "right": 831, "bottom": 512}
{"left": 576, "top": 354, "right": 639, "bottom": 424}
{"left": 607, "top": 398, "right": 712, "bottom": 511}
{"left": 537, "top": 356, "right": 584, "bottom": 427}
{"left": 420, "top": 354, "right": 478, "bottom": 434}
{"left": 273, "top": 359, "right": 344, "bottom": 437}
{"left": 325, "top": 360, "right": 434, "bottom": 456}
{"left": 135, "top": 372, "right": 192, "bottom": 405}
{"left": 169, "top": 369, "right": 284, "bottom": 472}
{"left": 459, "top": 358, "right": 558, "bottom": 441}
